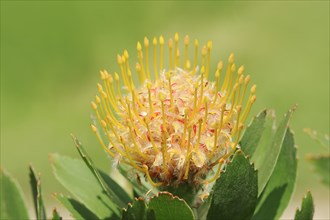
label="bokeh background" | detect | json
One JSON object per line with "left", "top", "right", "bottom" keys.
{"left": 1, "top": 1, "right": 329, "bottom": 219}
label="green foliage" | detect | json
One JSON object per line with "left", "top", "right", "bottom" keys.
{"left": 304, "top": 128, "right": 330, "bottom": 188}
{"left": 0, "top": 168, "right": 29, "bottom": 220}
{"left": 240, "top": 109, "right": 267, "bottom": 156}
{"left": 49, "top": 107, "right": 304, "bottom": 220}
{"left": 304, "top": 128, "right": 329, "bottom": 148}
{"left": 148, "top": 192, "right": 195, "bottom": 220}
{"left": 207, "top": 150, "right": 258, "bottom": 220}
{"left": 294, "top": 191, "right": 314, "bottom": 220}
{"left": 1, "top": 108, "right": 313, "bottom": 220}
{"left": 73, "top": 135, "right": 132, "bottom": 206}
{"left": 122, "top": 192, "right": 195, "bottom": 220}
{"left": 253, "top": 107, "right": 295, "bottom": 195}
{"left": 52, "top": 208, "right": 62, "bottom": 220}
{"left": 253, "top": 129, "right": 297, "bottom": 219}
{"left": 122, "top": 198, "right": 147, "bottom": 220}
{"left": 29, "top": 165, "right": 47, "bottom": 220}
{"left": 1, "top": 165, "right": 52, "bottom": 220}
{"left": 52, "top": 193, "right": 98, "bottom": 219}
{"left": 50, "top": 153, "right": 121, "bottom": 219}
{"left": 308, "top": 155, "right": 330, "bottom": 187}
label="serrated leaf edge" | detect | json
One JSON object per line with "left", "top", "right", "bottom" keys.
{"left": 122, "top": 197, "right": 145, "bottom": 212}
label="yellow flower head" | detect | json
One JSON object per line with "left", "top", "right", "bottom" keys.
{"left": 91, "top": 33, "right": 256, "bottom": 187}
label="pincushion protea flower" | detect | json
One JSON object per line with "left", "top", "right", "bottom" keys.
{"left": 90, "top": 33, "right": 256, "bottom": 188}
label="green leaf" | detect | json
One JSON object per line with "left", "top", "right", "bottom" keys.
{"left": 52, "top": 208, "right": 62, "bottom": 220}
{"left": 253, "top": 128, "right": 297, "bottom": 220}
{"left": 50, "top": 153, "right": 119, "bottom": 219}
{"left": 53, "top": 193, "right": 99, "bottom": 220}
{"left": 303, "top": 128, "right": 329, "bottom": 148}
{"left": 207, "top": 150, "right": 258, "bottom": 220}
{"left": 29, "top": 165, "right": 47, "bottom": 220}
{"left": 122, "top": 198, "right": 147, "bottom": 220}
{"left": 99, "top": 169, "right": 132, "bottom": 204}
{"left": 307, "top": 154, "right": 330, "bottom": 187}
{"left": 148, "top": 192, "right": 195, "bottom": 220}
{"left": 252, "top": 107, "right": 295, "bottom": 195}
{"left": 118, "top": 166, "right": 149, "bottom": 197}
{"left": 160, "top": 182, "right": 195, "bottom": 205}
{"left": 0, "top": 168, "right": 29, "bottom": 220}
{"left": 72, "top": 135, "right": 131, "bottom": 206}
{"left": 294, "top": 191, "right": 314, "bottom": 220}
{"left": 240, "top": 109, "right": 267, "bottom": 156}
{"left": 196, "top": 194, "right": 212, "bottom": 220}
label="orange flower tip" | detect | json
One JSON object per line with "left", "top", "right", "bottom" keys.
{"left": 121, "top": 55, "right": 126, "bottom": 63}
{"left": 144, "top": 37, "right": 149, "bottom": 47}
{"left": 97, "top": 83, "right": 103, "bottom": 91}
{"left": 168, "top": 38, "right": 173, "bottom": 48}
{"left": 117, "top": 54, "right": 122, "bottom": 64}
{"left": 143, "top": 116, "right": 150, "bottom": 124}
{"left": 137, "top": 41, "right": 142, "bottom": 51}
{"left": 194, "top": 39, "right": 199, "bottom": 47}
{"left": 220, "top": 102, "right": 226, "bottom": 109}
{"left": 251, "top": 95, "right": 257, "bottom": 103}
{"left": 135, "top": 63, "right": 141, "bottom": 71}
{"left": 124, "top": 50, "right": 129, "bottom": 59}
{"left": 228, "top": 53, "right": 235, "bottom": 64}
{"left": 159, "top": 92, "right": 165, "bottom": 101}
{"left": 91, "top": 101, "right": 97, "bottom": 110}
{"left": 203, "top": 96, "right": 209, "bottom": 104}
{"left": 217, "top": 61, "right": 224, "bottom": 70}
{"left": 165, "top": 71, "right": 171, "bottom": 80}
{"left": 101, "top": 120, "right": 107, "bottom": 128}
{"left": 95, "top": 95, "right": 101, "bottom": 103}
{"left": 159, "top": 35, "right": 164, "bottom": 45}
{"left": 236, "top": 105, "right": 242, "bottom": 112}
{"left": 142, "top": 164, "right": 149, "bottom": 171}
{"left": 239, "top": 75, "right": 244, "bottom": 84}
{"left": 239, "top": 123, "right": 244, "bottom": 130}
{"left": 147, "top": 81, "right": 152, "bottom": 89}
{"left": 186, "top": 60, "right": 191, "bottom": 69}
{"left": 251, "top": 84, "right": 257, "bottom": 93}
{"left": 101, "top": 91, "right": 108, "bottom": 99}
{"left": 114, "top": 72, "right": 120, "bottom": 81}
{"left": 100, "top": 70, "right": 105, "bottom": 79}
{"left": 201, "top": 66, "right": 205, "bottom": 74}
{"left": 104, "top": 70, "right": 110, "bottom": 77}
{"left": 108, "top": 75, "right": 114, "bottom": 83}
{"left": 231, "top": 63, "right": 236, "bottom": 72}
{"left": 125, "top": 96, "right": 130, "bottom": 104}
{"left": 91, "top": 124, "right": 97, "bottom": 133}
{"left": 245, "top": 75, "right": 251, "bottom": 84}
{"left": 215, "top": 71, "right": 220, "bottom": 79}
{"left": 153, "top": 37, "right": 157, "bottom": 45}
{"left": 207, "top": 40, "right": 212, "bottom": 50}
{"left": 238, "top": 65, "right": 245, "bottom": 75}
{"left": 233, "top": 83, "right": 239, "bottom": 91}
{"left": 174, "top": 32, "right": 179, "bottom": 42}
{"left": 184, "top": 35, "right": 189, "bottom": 45}
{"left": 202, "top": 46, "right": 207, "bottom": 55}
{"left": 194, "top": 81, "right": 199, "bottom": 89}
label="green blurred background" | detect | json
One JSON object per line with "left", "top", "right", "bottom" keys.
{"left": 1, "top": 1, "right": 329, "bottom": 218}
